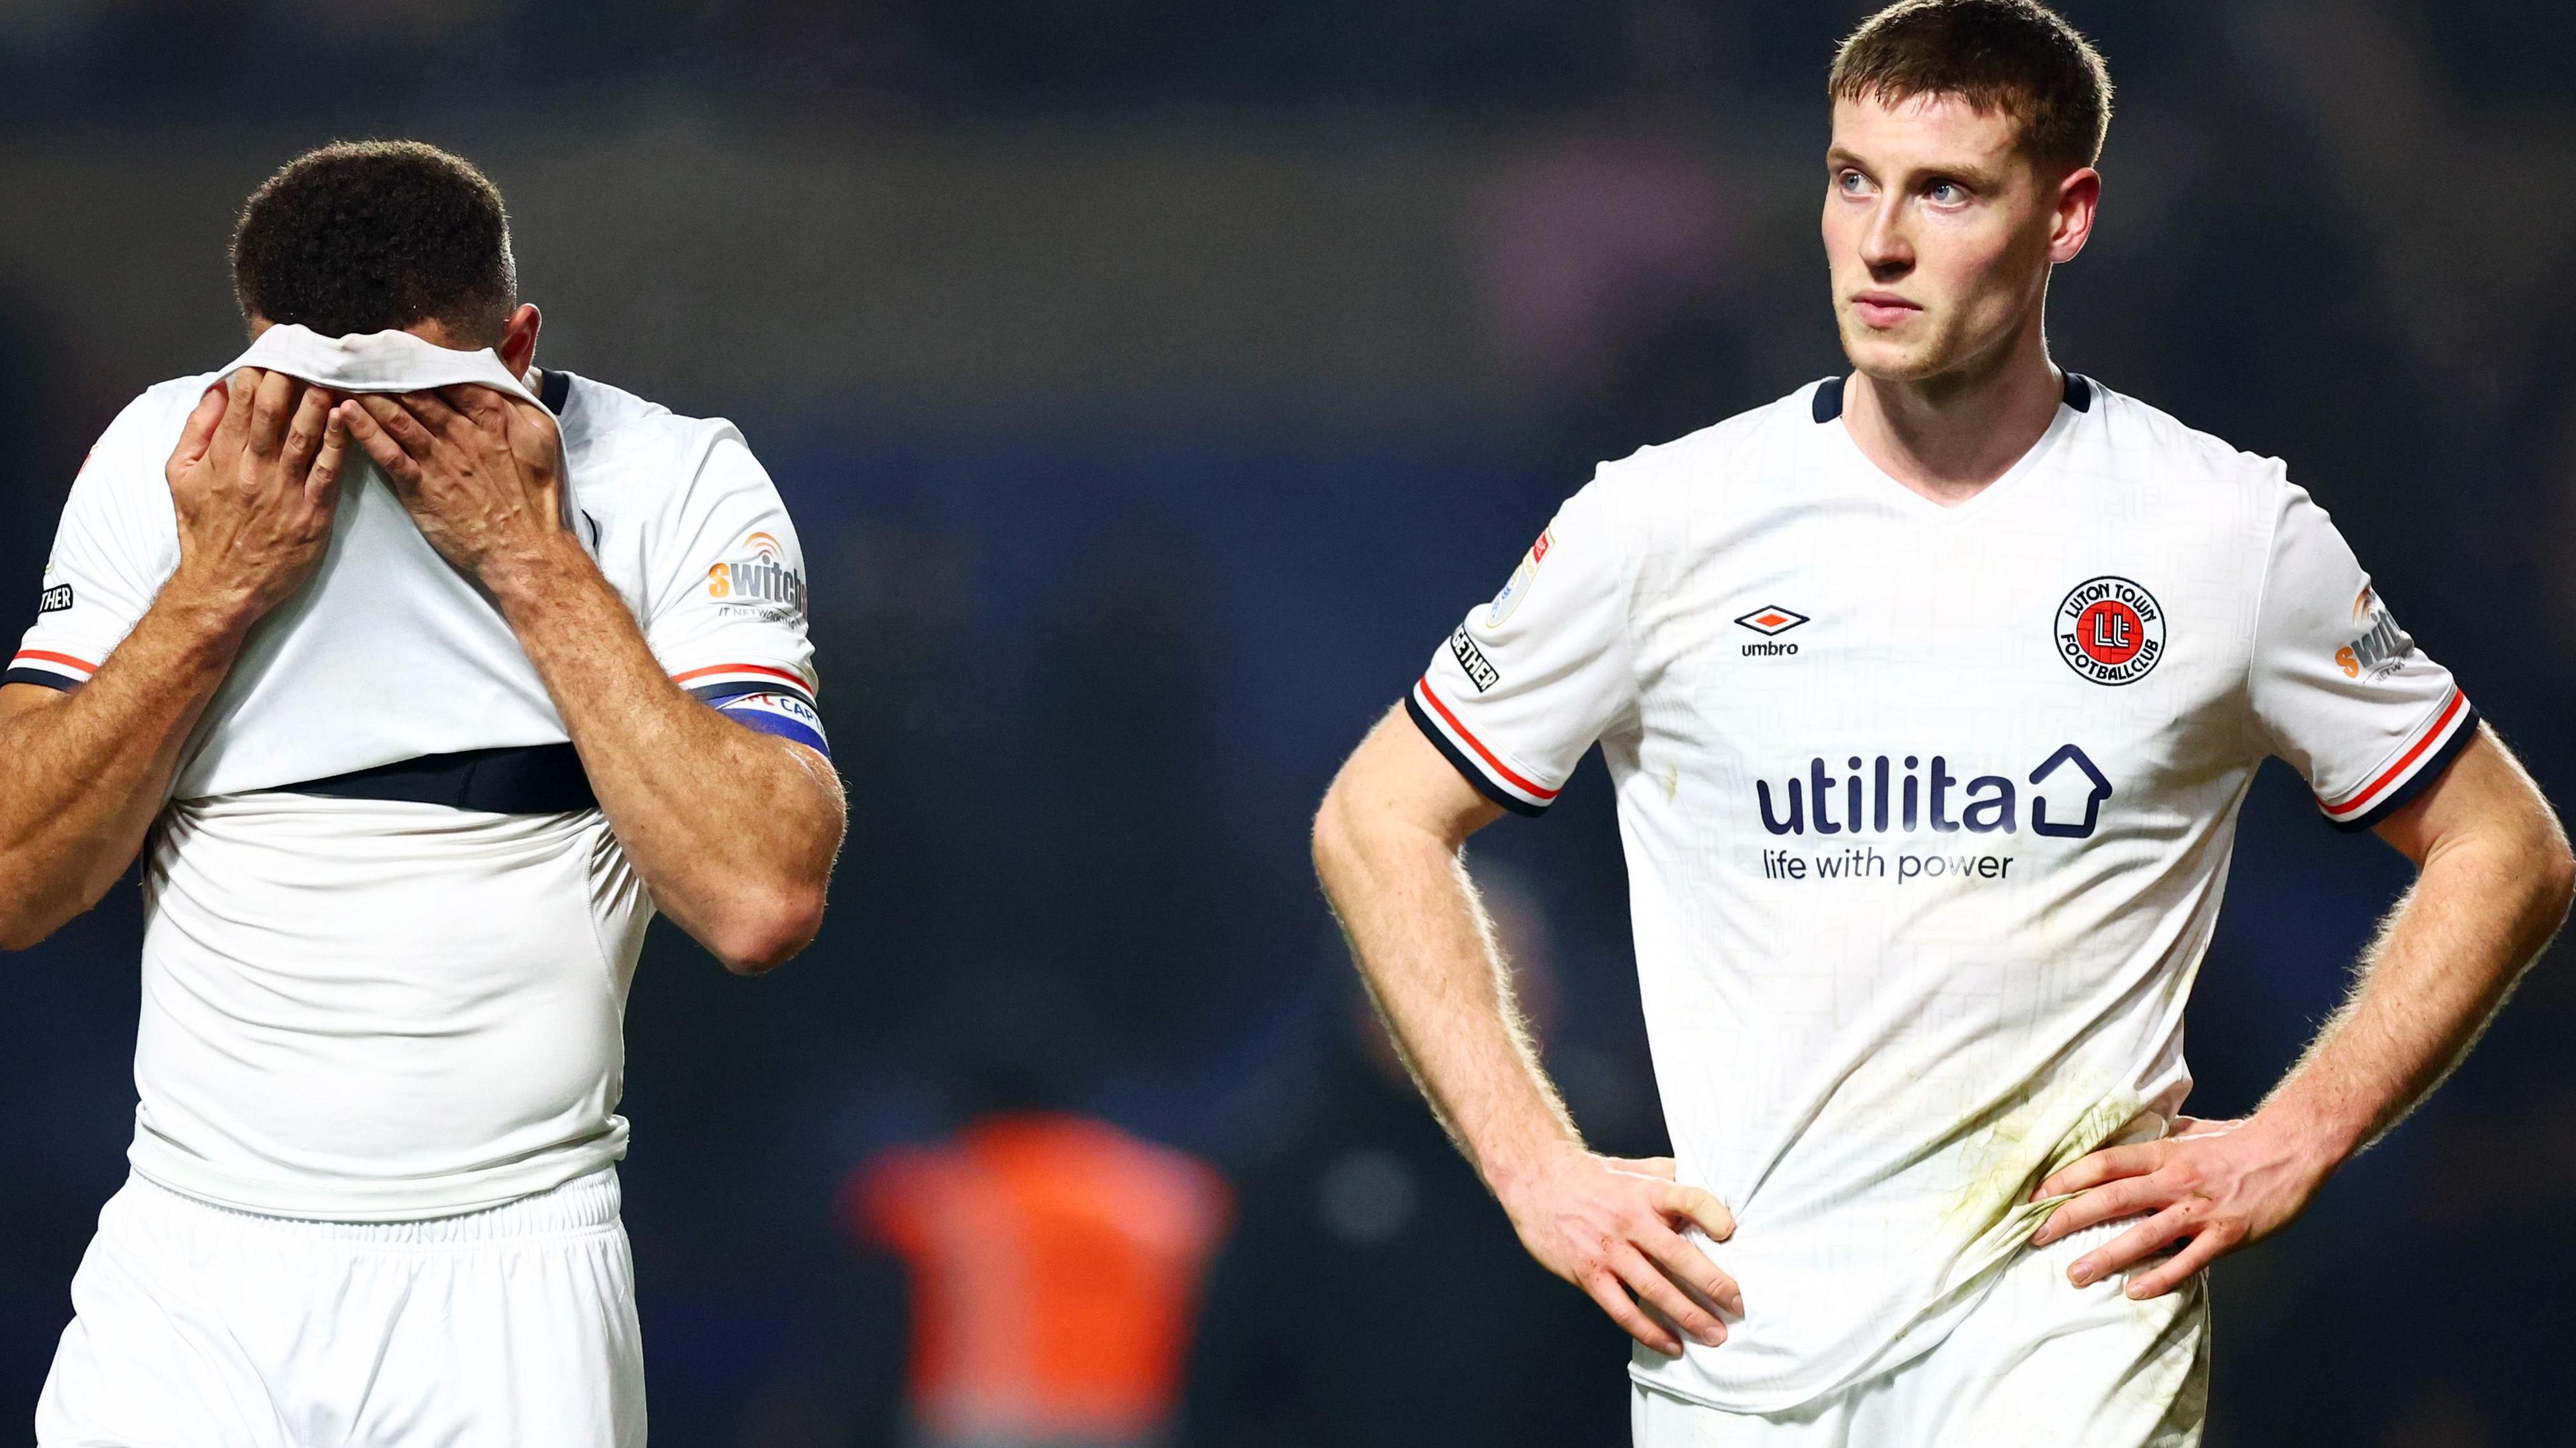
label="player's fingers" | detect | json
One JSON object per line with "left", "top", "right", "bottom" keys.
{"left": 356, "top": 394, "right": 439, "bottom": 461}
{"left": 1655, "top": 1181, "right": 1736, "bottom": 1243}
{"left": 2034, "top": 1142, "right": 2165, "bottom": 1201}
{"left": 439, "top": 384, "right": 512, "bottom": 430}
{"left": 1580, "top": 1267, "right": 1682, "bottom": 1357}
{"left": 245, "top": 371, "right": 299, "bottom": 459}
{"left": 2029, "top": 1175, "right": 2166, "bottom": 1246}
{"left": 166, "top": 382, "right": 229, "bottom": 485}
{"left": 2068, "top": 1201, "right": 2198, "bottom": 1288}
{"left": 1608, "top": 1156, "right": 1678, "bottom": 1181}
{"left": 2122, "top": 1229, "right": 2226, "bottom": 1301}
{"left": 1637, "top": 1219, "right": 1743, "bottom": 1319}
{"left": 502, "top": 398, "right": 563, "bottom": 475}
{"left": 277, "top": 386, "right": 331, "bottom": 482}
{"left": 306, "top": 406, "right": 352, "bottom": 509}
{"left": 399, "top": 388, "right": 468, "bottom": 439}
{"left": 341, "top": 401, "right": 423, "bottom": 488}
{"left": 1611, "top": 1243, "right": 1725, "bottom": 1347}
{"left": 209, "top": 368, "right": 260, "bottom": 455}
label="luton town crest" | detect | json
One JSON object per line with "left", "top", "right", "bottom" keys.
{"left": 2056, "top": 576, "right": 2164, "bottom": 685}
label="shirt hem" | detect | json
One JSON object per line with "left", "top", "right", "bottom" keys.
{"left": 127, "top": 1133, "right": 629, "bottom": 1225}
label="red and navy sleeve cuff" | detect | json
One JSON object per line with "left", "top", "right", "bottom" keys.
{"left": 5, "top": 649, "right": 97, "bottom": 691}
{"left": 675, "top": 661, "right": 817, "bottom": 709}
{"left": 2317, "top": 689, "right": 2477, "bottom": 832}
{"left": 1404, "top": 676, "right": 1558, "bottom": 818}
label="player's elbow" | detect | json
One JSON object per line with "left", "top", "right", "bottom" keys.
{"left": 705, "top": 880, "right": 826, "bottom": 976}
{"left": 0, "top": 873, "right": 72, "bottom": 952}
{"left": 1311, "top": 779, "right": 1368, "bottom": 891}
{"left": 0, "top": 909, "right": 51, "bottom": 953}
{"left": 2532, "top": 832, "right": 2576, "bottom": 929}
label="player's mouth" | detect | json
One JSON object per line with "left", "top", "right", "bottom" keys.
{"left": 1850, "top": 291, "right": 1921, "bottom": 329}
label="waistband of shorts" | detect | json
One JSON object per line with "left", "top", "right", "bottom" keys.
{"left": 129, "top": 1165, "right": 621, "bottom": 1243}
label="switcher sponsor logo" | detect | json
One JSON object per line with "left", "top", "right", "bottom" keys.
{"left": 708, "top": 531, "right": 808, "bottom": 619}
{"left": 2337, "top": 588, "right": 2406, "bottom": 679}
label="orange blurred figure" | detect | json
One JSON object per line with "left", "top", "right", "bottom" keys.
{"left": 847, "top": 1114, "right": 1232, "bottom": 1448}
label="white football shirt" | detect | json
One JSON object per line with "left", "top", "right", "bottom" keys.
{"left": 9, "top": 327, "right": 827, "bottom": 1219}
{"left": 1409, "top": 374, "right": 2471, "bottom": 1411}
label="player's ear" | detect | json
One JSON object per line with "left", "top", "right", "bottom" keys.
{"left": 497, "top": 303, "right": 542, "bottom": 376}
{"left": 2048, "top": 166, "right": 2100, "bottom": 266}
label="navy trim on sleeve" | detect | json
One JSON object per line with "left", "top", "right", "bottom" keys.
{"left": 3, "top": 667, "right": 80, "bottom": 691}
{"left": 1403, "top": 693, "right": 1548, "bottom": 819}
{"left": 2324, "top": 704, "right": 2480, "bottom": 833}
{"left": 687, "top": 679, "right": 805, "bottom": 708}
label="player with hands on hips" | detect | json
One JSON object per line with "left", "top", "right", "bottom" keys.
{"left": 1313, "top": 4, "right": 2573, "bottom": 1445}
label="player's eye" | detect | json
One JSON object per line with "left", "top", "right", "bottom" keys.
{"left": 1836, "top": 170, "right": 1870, "bottom": 195}
{"left": 1925, "top": 180, "right": 1968, "bottom": 204}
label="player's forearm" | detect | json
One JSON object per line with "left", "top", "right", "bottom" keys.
{"left": 0, "top": 579, "right": 254, "bottom": 947}
{"left": 486, "top": 535, "right": 843, "bottom": 972}
{"left": 1312, "top": 786, "right": 1582, "bottom": 1189}
{"left": 2259, "top": 814, "right": 2572, "bottom": 1166}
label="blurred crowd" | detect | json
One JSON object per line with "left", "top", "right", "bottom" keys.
{"left": 5, "top": 3, "right": 2576, "bottom": 1444}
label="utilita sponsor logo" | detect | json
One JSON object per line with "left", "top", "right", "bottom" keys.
{"left": 1756, "top": 744, "right": 2111, "bottom": 840}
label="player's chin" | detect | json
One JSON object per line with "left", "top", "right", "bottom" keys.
{"left": 1840, "top": 329, "right": 1947, "bottom": 384}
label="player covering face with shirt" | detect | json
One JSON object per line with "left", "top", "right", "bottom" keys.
{"left": 1312, "top": 2, "right": 2572, "bottom": 1445}
{"left": 0, "top": 142, "right": 844, "bottom": 1446}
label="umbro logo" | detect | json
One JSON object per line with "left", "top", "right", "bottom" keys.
{"left": 1735, "top": 605, "right": 1809, "bottom": 657}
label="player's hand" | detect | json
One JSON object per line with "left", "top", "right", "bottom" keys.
{"left": 339, "top": 385, "right": 568, "bottom": 590}
{"left": 1492, "top": 1146, "right": 1741, "bottom": 1356}
{"left": 165, "top": 368, "right": 350, "bottom": 623}
{"left": 2027, "top": 1113, "right": 2334, "bottom": 1300}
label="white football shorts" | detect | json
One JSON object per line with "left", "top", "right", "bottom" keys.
{"left": 1631, "top": 1216, "right": 2208, "bottom": 1447}
{"left": 36, "top": 1168, "right": 645, "bottom": 1447}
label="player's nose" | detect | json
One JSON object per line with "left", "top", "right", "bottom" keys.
{"left": 1859, "top": 203, "right": 1913, "bottom": 274}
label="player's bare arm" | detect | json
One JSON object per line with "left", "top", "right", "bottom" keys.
{"left": 1313, "top": 706, "right": 1739, "bottom": 1357}
{"left": 339, "top": 383, "right": 844, "bottom": 974}
{"left": 0, "top": 369, "right": 347, "bottom": 948}
{"left": 2033, "top": 726, "right": 2573, "bottom": 1297}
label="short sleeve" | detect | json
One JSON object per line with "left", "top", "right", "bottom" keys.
{"left": 9, "top": 392, "right": 183, "bottom": 691}
{"left": 2248, "top": 480, "right": 2473, "bottom": 831}
{"left": 1406, "top": 478, "right": 1635, "bottom": 816}
{"left": 642, "top": 426, "right": 828, "bottom": 757}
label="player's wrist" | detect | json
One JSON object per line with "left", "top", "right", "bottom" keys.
{"left": 158, "top": 560, "right": 275, "bottom": 643}
{"left": 2243, "top": 1097, "right": 2363, "bottom": 1183}
{"left": 476, "top": 528, "right": 594, "bottom": 613}
{"left": 1480, "top": 1133, "right": 1590, "bottom": 1210}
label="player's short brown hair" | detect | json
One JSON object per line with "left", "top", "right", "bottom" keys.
{"left": 231, "top": 140, "right": 517, "bottom": 343}
{"left": 1829, "top": 0, "right": 2112, "bottom": 172}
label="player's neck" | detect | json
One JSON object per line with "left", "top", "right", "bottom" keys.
{"left": 1841, "top": 323, "right": 2063, "bottom": 508}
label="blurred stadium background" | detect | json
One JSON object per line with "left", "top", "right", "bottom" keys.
{"left": 3, "top": 1, "right": 2573, "bottom": 1443}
